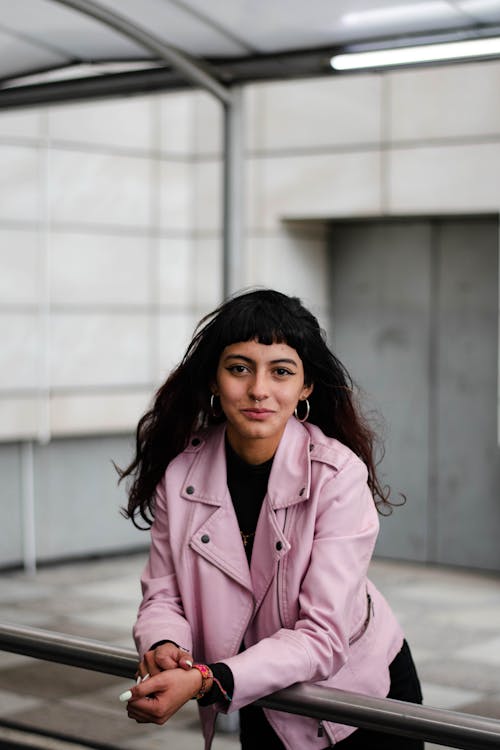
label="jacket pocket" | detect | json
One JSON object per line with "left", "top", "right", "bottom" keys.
{"left": 349, "top": 589, "right": 373, "bottom": 647}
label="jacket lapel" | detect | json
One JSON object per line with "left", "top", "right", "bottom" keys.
{"left": 250, "top": 418, "right": 312, "bottom": 609}
{"left": 182, "top": 426, "right": 253, "bottom": 592}
{"left": 182, "top": 419, "right": 312, "bottom": 602}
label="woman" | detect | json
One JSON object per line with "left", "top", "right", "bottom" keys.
{"left": 118, "top": 289, "right": 423, "bottom": 749}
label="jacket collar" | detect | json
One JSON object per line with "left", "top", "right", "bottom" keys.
{"left": 181, "top": 418, "right": 311, "bottom": 509}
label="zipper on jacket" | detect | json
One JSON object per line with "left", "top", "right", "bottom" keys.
{"left": 317, "top": 722, "right": 336, "bottom": 746}
{"left": 348, "top": 591, "right": 373, "bottom": 646}
{"left": 276, "top": 508, "right": 288, "bottom": 628}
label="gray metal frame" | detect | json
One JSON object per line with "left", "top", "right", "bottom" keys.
{"left": 1, "top": 622, "right": 500, "bottom": 749}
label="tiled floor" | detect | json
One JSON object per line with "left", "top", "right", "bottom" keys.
{"left": 0, "top": 553, "right": 499, "bottom": 749}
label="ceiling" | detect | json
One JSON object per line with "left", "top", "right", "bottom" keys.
{"left": 2, "top": 0, "right": 500, "bottom": 107}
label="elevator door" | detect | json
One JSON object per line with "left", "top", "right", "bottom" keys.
{"left": 328, "top": 218, "right": 499, "bottom": 570}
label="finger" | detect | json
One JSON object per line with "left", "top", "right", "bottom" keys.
{"left": 123, "top": 674, "right": 163, "bottom": 702}
{"left": 154, "top": 652, "right": 177, "bottom": 670}
{"left": 178, "top": 655, "right": 193, "bottom": 670}
{"left": 138, "top": 655, "right": 157, "bottom": 678}
{"left": 127, "top": 706, "right": 156, "bottom": 723}
{"left": 127, "top": 697, "right": 169, "bottom": 725}
{"left": 143, "top": 651, "right": 163, "bottom": 675}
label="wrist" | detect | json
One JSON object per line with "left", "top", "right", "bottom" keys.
{"left": 191, "top": 663, "right": 213, "bottom": 699}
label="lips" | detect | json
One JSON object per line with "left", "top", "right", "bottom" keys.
{"left": 241, "top": 408, "right": 274, "bottom": 419}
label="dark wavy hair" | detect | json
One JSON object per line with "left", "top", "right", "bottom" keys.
{"left": 119, "top": 289, "right": 394, "bottom": 527}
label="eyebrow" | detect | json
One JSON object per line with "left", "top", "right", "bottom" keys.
{"left": 224, "top": 354, "right": 298, "bottom": 367}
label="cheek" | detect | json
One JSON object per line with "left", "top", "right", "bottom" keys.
{"left": 217, "top": 378, "right": 241, "bottom": 403}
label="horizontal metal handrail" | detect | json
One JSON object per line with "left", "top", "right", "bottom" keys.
{"left": 1, "top": 622, "right": 499, "bottom": 750}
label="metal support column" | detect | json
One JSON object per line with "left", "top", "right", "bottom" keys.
{"left": 223, "top": 86, "right": 244, "bottom": 298}
{"left": 20, "top": 443, "right": 37, "bottom": 574}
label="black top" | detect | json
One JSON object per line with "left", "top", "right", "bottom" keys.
{"left": 225, "top": 436, "right": 273, "bottom": 561}
{"left": 199, "top": 438, "right": 284, "bottom": 747}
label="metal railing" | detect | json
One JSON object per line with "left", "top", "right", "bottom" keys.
{"left": 1, "top": 622, "right": 500, "bottom": 750}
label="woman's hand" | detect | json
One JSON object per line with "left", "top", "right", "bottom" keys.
{"left": 125, "top": 668, "right": 203, "bottom": 725}
{"left": 137, "top": 643, "right": 194, "bottom": 679}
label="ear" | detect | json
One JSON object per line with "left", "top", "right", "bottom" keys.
{"left": 301, "top": 382, "right": 314, "bottom": 400}
{"left": 210, "top": 383, "right": 219, "bottom": 396}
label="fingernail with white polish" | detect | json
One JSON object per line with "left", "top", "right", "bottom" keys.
{"left": 119, "top": 689, "right": 133, "bottom": 703}
{"left": 185, "top": 660, "right": 193, "bottom": 668}
{"left": 136, "top": 676, "right": 141, "bottom": 685}
{"left": 141, "top": 673, "right": 150, "bottom": 682}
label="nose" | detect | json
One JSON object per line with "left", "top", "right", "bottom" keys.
{"left": 248, "top": 373, "right": 268, "bottom": 403}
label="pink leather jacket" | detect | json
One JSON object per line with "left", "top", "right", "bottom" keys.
{"left": 133, "top": 418, "right": 404, "bottom": 748}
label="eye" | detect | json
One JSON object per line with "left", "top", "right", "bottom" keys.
{"left": 227, "top": 364, "right": 249, "bottom": 375}
{"left": 274, "top": 367, "right": 294, "bottom": 377}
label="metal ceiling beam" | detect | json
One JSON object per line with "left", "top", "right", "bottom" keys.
{"left": 52, "top": 0, "right": 232, "bottom": 104}
{"left": 0, "top": 67, "right": 187, "bottom": 109}
{"left": 0, "top": 48, "right": 336, "bottom": 110}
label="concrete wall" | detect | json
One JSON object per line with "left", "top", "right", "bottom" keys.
{"left": 0, "top": 91, "right": 223, "bottom": 444}
{"left": 1, "top": 57, "right": 500, "bottom": 566}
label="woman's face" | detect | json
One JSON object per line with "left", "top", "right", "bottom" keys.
{"left": 213, "top": 339, "right": 313, "bottom": 464}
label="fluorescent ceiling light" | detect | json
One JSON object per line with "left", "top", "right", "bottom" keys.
{"left": 331, "top": 36, "right": 500, "bottom": 70}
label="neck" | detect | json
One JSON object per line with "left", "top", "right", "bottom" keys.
{"left": 226, "top": 430, "right": 279, "bottom": 465}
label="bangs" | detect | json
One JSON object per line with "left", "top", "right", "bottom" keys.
{"left": 213, "top": 298, "right": 303, "bottom": 353}
{"left": 186, "top": 289, "right": 318, "bottom": 382}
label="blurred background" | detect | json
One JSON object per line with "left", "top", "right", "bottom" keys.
{"left": 0, "top": 1, "right": 500, "bottom": 747}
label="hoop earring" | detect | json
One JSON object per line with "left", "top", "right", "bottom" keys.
{"left": 294, "top": 398, "right": 310, "bottom": 423}
{"left": 210, "top": 393, "right": 223, "bottom": 418}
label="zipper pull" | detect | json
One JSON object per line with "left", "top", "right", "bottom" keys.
{"left": 317, "top": 721, "right": 324, "bottom": 738}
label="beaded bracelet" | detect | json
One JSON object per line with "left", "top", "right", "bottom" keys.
{"left": 191, "top": 663, "right": 233, "bottom": 703}
{"left": 192, "top": 663, "right": 212, "bottom": 699}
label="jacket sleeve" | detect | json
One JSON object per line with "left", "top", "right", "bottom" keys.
{"left": 133, "top": 480, "right": 193, "bottom": 658}
{"left": 221, "top": 455, "right": 379, "bottom": 712}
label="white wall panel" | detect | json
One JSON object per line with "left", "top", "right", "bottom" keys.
{"left": 248, "top": 151, "right": 382, "bottom": 230}
{"left": 192, "top": 237, "right": 223, "bottom": 309}
{"left": 193, "top": 160, "right": 222, "bottom": 232}
{"left": 245, "top": 75, "right": 382, "bottom": 151}
{"left": 0, "top": 230, "right": 40, "bottom": 305}
{"left": 388, "top": 143, "right": 500, "bottom": 213}
{"left": 49, "top": 150, "right": 152, "bottom": 227}
{"left": 50, "top": 313, "right": 151, "bottom": 388}
{"left": 389, "top": 60, "right": 500, "bottom": 141}
{"left": 48, "top": 96, "right": 154, "bottom": 150}
{"left": 158, "top": 160, "right": 193, "bottom": 232}
{"left": 49, "top": 232, "right": 150, "bottom": 306}
{"left": 0, "top": 398, "right": 38, "bottom": 439}
{"left": 156, "top": 311, "right": 198, "bottom": 382}
{"left": 159, "top": 92, "right": 194, "bottom": 154}
{"left": 158, "top": 237, "right": 193, "bottom": 306}
{"left": 194, "top": 91, "right": 222, "bottom": 155}
{"left": 50, "top": 390, "right": 151, "bottom": 436}
{"left": 245, "top": 229, "right": 329, "bottom": 308}
{"left": 0, "top": 109, "right": 42, "bottom": 137}
{"left": 0, "top": 314, "right": 39, "bottom": 389}
{"left": 0, "top": 145, "right": 40, "bottom": 221}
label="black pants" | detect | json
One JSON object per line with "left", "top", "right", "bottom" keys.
{"left": 334, "top": 640, "right": 423, "bottom": 749}
{"left": 240, "top": 640, "right": 423, "bottom": 750}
